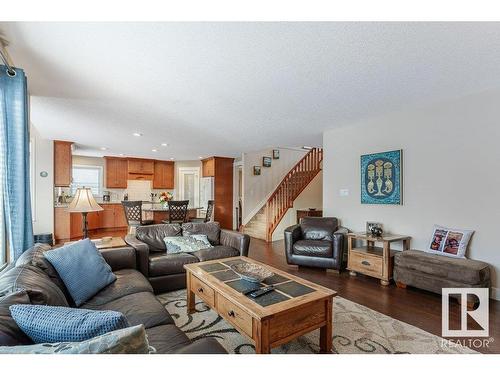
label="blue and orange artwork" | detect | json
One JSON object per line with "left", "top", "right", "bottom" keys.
{"left": 361, "top": 150, "right": 402, "bottom": 205}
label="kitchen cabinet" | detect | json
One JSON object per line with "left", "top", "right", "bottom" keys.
{"left": 54, "top": 141, "right": 73, "bottom": 187}
{"left": 153, "top": 160, "right": 174, "bottom": 189}
{"left": 54, "top": 207, "right": 71, "bottom": 241}
{"left": 202, "top": 157, "right": 215, "bottom": 177}
{"left": 113, "top": 205, "right": 128, "bottom": 227}
{"left": 128, "top": 158, "right": 154, "bottom": 174}
{"left": 105, "top": 157, "right": 128, "bottom": 188}
{"left": 101, "top": 204, "right": 116, "bottom": 228}
{"left": 201, "top": 156, "right": 234, "bottom": 229}
{"left": 127, "top": 173, "right": 153, "bottom": 181}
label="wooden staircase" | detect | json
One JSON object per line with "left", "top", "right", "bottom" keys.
{"left": 243, "top": 147, "right": 323, "bottom": 242}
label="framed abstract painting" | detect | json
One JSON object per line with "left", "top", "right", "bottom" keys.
{"left": 360, "top": 149, "right": 402, "bottom": 205}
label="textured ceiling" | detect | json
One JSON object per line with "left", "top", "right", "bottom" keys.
{"left": 2, "top": 22, "right": 500, "bottom": 159}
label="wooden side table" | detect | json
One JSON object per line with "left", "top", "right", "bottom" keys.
{"left": 347, "top": 232, "right": 411, "bottom": 286}
{"left": 296, "top": 209, "right": 323, "bottom": 224}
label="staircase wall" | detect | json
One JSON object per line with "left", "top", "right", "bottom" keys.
{"left": 242, "top": 147, "right": 307, "bottom": 224}
{"left": 271, "top": 171, "right": 323, "bottom": 241}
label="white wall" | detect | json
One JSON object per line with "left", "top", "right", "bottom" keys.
{"left": 242, "top": 147, "right": 307, "bottom": 224}
{"left": 272, "top": 171, "right": 323, "bottom": 241}
{"left": 323, "top": 90, "right": 500, "bottom": 299}
{"left": 31, "top": 126, "right": 54, "bottom": 235}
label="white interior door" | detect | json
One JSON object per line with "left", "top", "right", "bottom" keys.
{"left": 178, "top": 167, "right": 200, "bottom": 208}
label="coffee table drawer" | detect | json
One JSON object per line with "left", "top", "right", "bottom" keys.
{"left": 349, "top": 251, "right": 382, "bottom": 277}
{"left": 191, "top": 275, "right": 215, "bottom": 307}
{"left": 216, "top": 294, "right": 252, "bottom": 337}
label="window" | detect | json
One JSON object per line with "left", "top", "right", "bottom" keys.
{"left": 71, "top": 165, "right": 103, "bottom": 196}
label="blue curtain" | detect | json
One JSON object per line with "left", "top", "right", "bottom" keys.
{"left": 0, "top": 65, "right": 33, "bottom": 261}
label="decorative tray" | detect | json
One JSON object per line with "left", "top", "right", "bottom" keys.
{"left": 230, "top": 263, "right": 274, "bottom": 283}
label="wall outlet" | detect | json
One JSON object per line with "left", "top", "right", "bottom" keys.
{"left": 339, "top": 189, "right": 349, "bottom": 197}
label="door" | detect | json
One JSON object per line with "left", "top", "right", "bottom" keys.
{"left": 178, "top": 167, "right": 200, "bottom": 208}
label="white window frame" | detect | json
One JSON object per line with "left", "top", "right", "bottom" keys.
{"left": 71, "top": 164, "right": 104, "bottom": 197}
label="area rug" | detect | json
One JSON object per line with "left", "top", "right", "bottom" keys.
{"left": 157, "top": 290, "right": 475, "bottom": 354}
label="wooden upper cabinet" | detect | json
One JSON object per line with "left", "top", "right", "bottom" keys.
{"left": 202, "top": 157, "right": 215, "bottom": 177}
{"left": 54, "top": 141, "right": 73, "bottom": 187}
{"left": 105, "top": 157, "right": 128, "bottom": 188}
{"left": 153, "top": 161, "right": 174, "bottom": 189}
{"left": 128, "top": 158, "right": 154, "bottom": 174}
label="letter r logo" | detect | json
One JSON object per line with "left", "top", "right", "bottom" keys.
{"left": 442, "top": 288, "right": 489, "bottom": 337}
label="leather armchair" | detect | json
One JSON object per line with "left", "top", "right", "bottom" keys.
{"left": 284, "top": 217, "right": 346, "bottom": 271}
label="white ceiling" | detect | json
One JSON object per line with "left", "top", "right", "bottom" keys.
{"left": 2, "top": 22, "right": 500, "bottom": 159}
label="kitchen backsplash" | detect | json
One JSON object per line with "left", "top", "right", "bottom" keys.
{"left": 54, "top": 180, "right": 174, "bottom": 205}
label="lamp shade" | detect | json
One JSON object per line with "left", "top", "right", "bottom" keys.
{"left": 67, "top": 187, "right": 103, "bottom": 213}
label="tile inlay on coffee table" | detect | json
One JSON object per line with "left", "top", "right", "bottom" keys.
{"left": 184, "top": 256, "right": 336, "bottom": 354}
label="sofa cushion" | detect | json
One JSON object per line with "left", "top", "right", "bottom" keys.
{"left": 79, "top": 269, "right": 153, "bottom": 308}
{"left": 10, "top": 304, "right": 129, "bottom": 344}
{"left": 0, "top": 325, "right": 151, "bottom": 354}
{"left": 293, "top": 240, "right": 333, "bottom": 258}
{"left": 394, "top": 250, "right": 490, "bottom": 284}
{"left": 44, "top": 239, "right": 116, "bottom": 307}
{"left": 191, "top": 246, "right": 240, "bottom": 262}
{"left": 145, "top": 324, "right": 191, "bottom": 354}
{"left": 136, "top": 224, "right": 182, "bottom": 252}
{"left": 86, "top": 291, "right": 173, "bottom": 329}
{"left": 149, "top": 253, "right": 198, "bottom": 277}
{"left": 15, "top": 243, "right": 73, "bottom": 304}
{"left": 0, "top": 290, "right": 33, "bottom": 346}
{"left": 300, "top": 217, "right": 338, "bottom": 241}
{"left": 182, "top": 222, "right": 221, "bottom": 245}
{"left": 0, "top": 265, "right": 68, "bottom": 307}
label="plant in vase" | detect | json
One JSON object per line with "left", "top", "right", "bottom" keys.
{"left": 159, "top": 191, "right": 173, "bottom": 208}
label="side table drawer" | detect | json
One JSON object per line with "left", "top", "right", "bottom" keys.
{"left": 349, "top": 251, "right": 383, "bottom": 277}
{"left": 216, "top": 294, "right": 252, "bottom": 337}
{"left": 191, "top": 275, "right": 215, "bottom": 307}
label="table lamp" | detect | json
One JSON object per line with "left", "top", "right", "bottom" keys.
{"left": 67, "top": 187, "right": 103, "bottom": 239}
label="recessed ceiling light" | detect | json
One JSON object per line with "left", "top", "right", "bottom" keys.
{"left": 198, "top": 156, "right": 203, "bottom": 159}
{"left": 100, "top": 147, "right": 107, "bottom": 151}
{"left": 152, "top": 149, "right": 157, "bottom": 152}
{"left": 119, "top": 153, "right": 124, "bottom": 156}
{"left": 161, "top": 143, "right": 167, "bottom": 147}
{"left": 170, "top": 157, "right": 174, "bottom": 160}
{"left": 133, "top": 132, "right": 143, "bottom": 137}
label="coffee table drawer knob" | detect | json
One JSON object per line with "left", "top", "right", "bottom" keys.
{"left": 228, "top": 310, "right": 235, "bottom": 317}
{"left": 361, "top": 260, "right": 371, "bottom": 266}
{"left": 198, "top": 287, "right": 204, "bottom": 293}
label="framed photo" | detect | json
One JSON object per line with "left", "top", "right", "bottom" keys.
{"left": 366, "top": 222, "right": 383, "bottom": 234}
{"left": 253, "top": 166, "right": 261, "bottom": 175}
{"left": 262, "top": 156, "right": 272, "bottom": 167}
{"left": 361, "top": 149, "right": 402, "bottom": 205}
{"left": 272, "top": 149, "right": 280, "bottom": 159}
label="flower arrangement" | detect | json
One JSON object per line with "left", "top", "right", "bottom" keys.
{"left": 159, "top": 191, "right": 173, "bottom": 203}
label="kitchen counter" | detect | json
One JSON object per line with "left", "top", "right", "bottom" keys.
{"left": 143, "top": 206, "right": 203, "bottom": 212}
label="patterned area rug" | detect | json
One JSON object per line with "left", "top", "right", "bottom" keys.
{"left": 157, "top": 290, "right": 475, "bottom": 354}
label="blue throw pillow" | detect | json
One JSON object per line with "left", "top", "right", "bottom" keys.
{"left": 44, "top": 238, "right": 116, "bottom": 306}
{"left": 9, "top": 305, "right": 129, "bottom": 344}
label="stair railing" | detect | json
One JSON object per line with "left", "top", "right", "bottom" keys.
{"left": 265, "top": 147, "right": 323, "bottom": 241}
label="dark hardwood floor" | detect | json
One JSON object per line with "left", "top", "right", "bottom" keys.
{"left": 87, "top": 229, "right": 498, "bottom": 354}
{"left": 248, "top": 237, "right": 499, "bottom": 354}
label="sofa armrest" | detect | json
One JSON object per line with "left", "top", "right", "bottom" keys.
{"left": 284, "top": 224, "right": 302, "bottom": 260}
{"left": 332, "top": 227, "right": 348, "bottom": 265}
{"left": 100, "top": 246, "right": 136, "bottom": 272}
{"left": 220, "top": 229, "right": 250, "bottom": 257}
{"left": 125, "top": 235, "right": 150, "bottom": 277}
{"left": 171, "top": 338, "right": 227, "bottom": 354}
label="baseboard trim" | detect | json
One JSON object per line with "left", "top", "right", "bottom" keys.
{"left": 490, "top": 287, "right": 500, "bottom": 301}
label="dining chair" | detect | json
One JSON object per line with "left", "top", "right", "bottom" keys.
{"left": 191, "top": 200, "right": 214, "bottom": 223}
{"left": 122, "top": 201, "right": 154, "bottom": 233}
{"left": 163, "top": 200, "right": 189, "bottom": 223}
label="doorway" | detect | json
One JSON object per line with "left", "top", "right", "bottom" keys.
{"left": 178, "top": 167, "right": 200, "bottom": 208}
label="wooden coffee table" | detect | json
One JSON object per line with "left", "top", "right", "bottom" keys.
{"left": 184, "top": 256, "right": 336, "bottom": 354}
